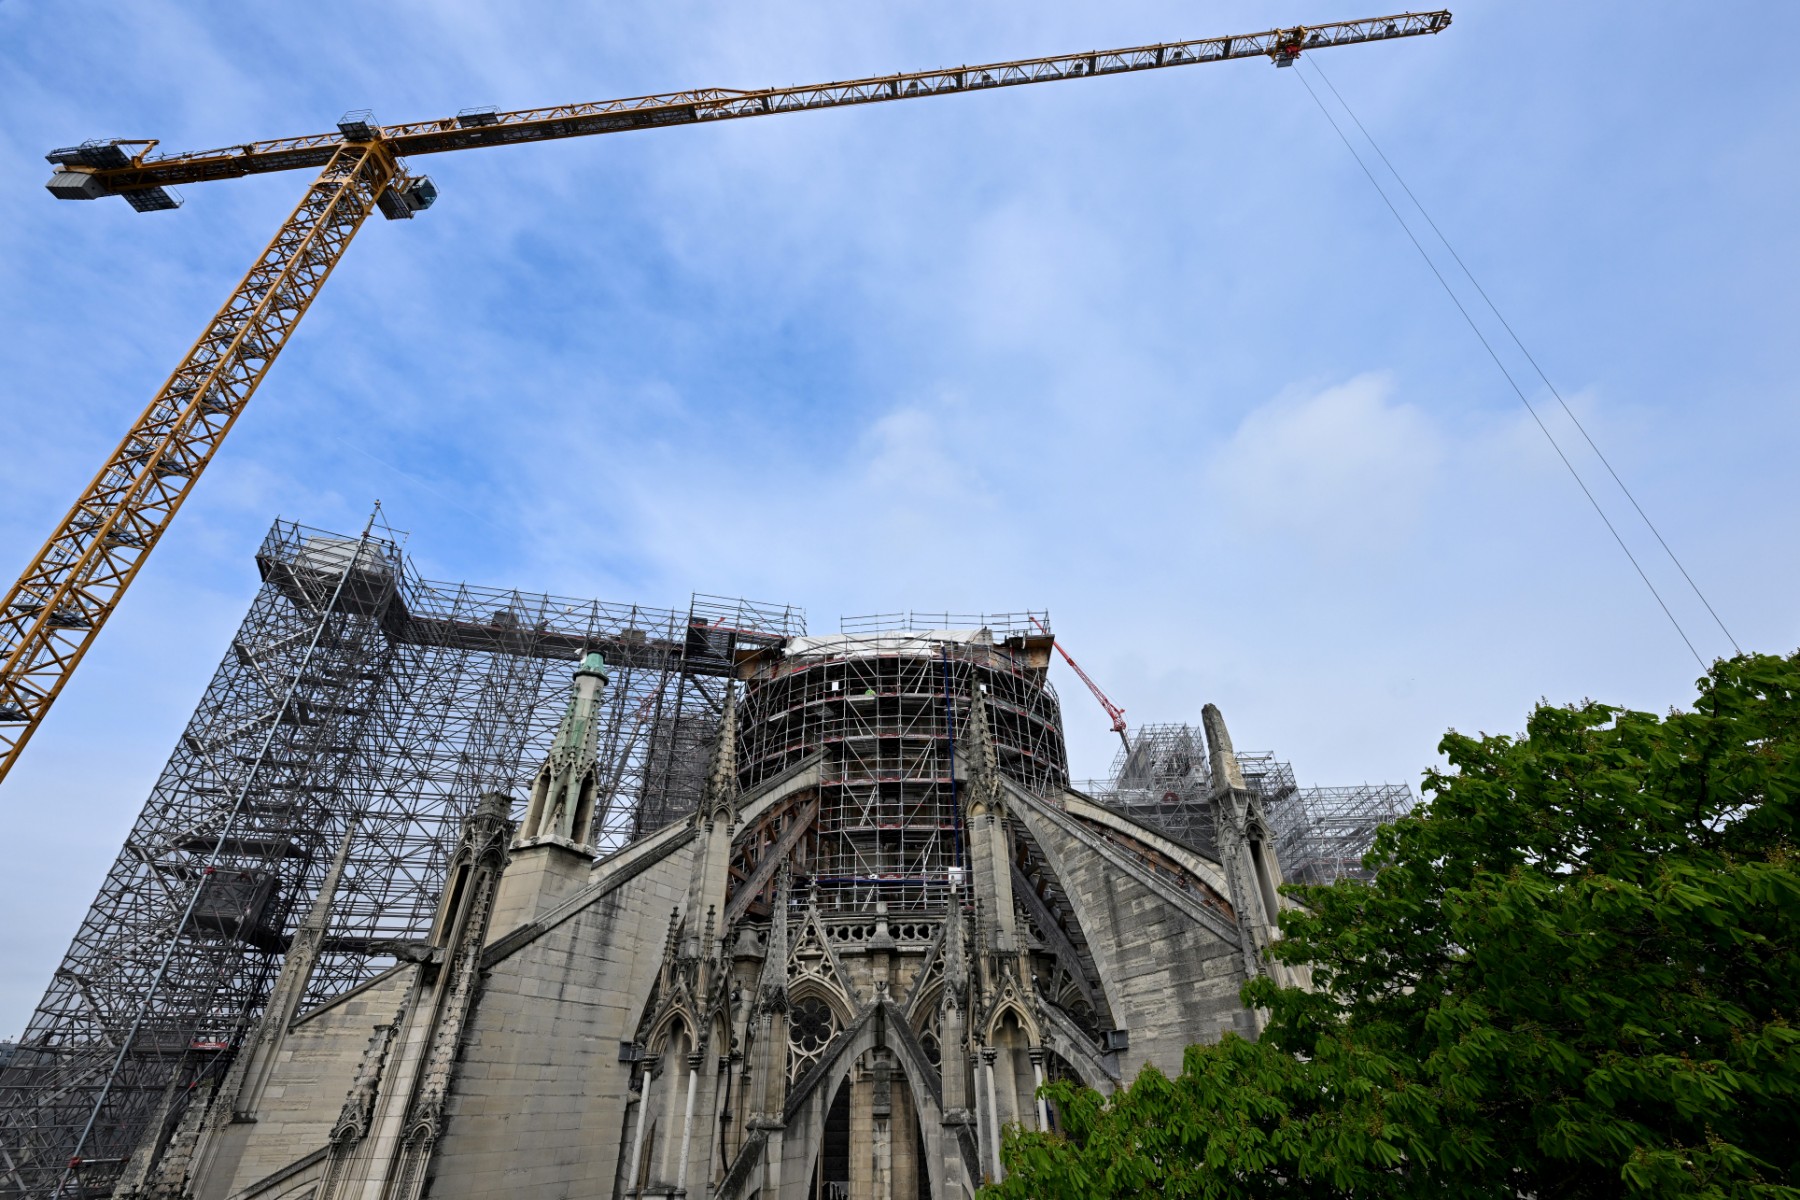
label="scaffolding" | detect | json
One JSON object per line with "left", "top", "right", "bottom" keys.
{"left": 1267, "top": 782, "right": 1416, "bottom": 887}
{"left": 1095, "top": 723, "right": 1217, "bottom": 854}
{"left": 737, "top": 619, "right": 1066, "bottom": 914}
{"left": 1083, "top": 725, "right": 1412, "bottom": 886}
{"left": 0, "top": 520, "right": 800, "bottom": 1199}
{"left": 2, "top": 506, "right": 1424, "bottom": 1199}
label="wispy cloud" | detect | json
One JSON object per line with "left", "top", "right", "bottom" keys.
{"left": 1205, "top": 372, "right": 1443, "bottom": 556}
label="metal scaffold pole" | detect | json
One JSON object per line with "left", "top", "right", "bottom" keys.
{"left": 0, "top": 520, "right": 805, "bottom": 1199}
{"left": 58, "top": 514, "right": 385, "bottom": 1196}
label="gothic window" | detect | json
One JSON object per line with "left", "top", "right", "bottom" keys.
{"left": 910, "top": 1001, "right": 944, "bottom": 1071}
{"left": 919, "top": 1026, "right": 941, "bottom": 1070}
{"left": 788, "top": 995, "right": 838, "bottom": 1082}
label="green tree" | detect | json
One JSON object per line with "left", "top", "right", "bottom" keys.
{"left": 988, "top": 653, "right": 1800, "bottom": 1200}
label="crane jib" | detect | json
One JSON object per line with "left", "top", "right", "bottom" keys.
{"left": 44, "top": 12, "right": 1451, "bottom": 197}
{"left": 5, "top": 9, "right": 1450, "bottom": 787}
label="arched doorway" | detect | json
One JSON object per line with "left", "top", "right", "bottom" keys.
{"left": 809, "top": 1077, "right": 850, "bottom": 1200}
{"left": 805, "top": 1047, "right": 932, "bottom": 1200}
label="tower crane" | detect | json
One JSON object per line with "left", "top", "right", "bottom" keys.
{"left": 0, "top": 12, "right": 1450, "bottom": 784}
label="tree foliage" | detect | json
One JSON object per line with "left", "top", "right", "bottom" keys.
{"left": 986, "top": 653, "right": 1800, "bottom": 1199}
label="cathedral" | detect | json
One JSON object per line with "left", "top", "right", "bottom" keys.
{"left": 109, "top": 623, "right": 1292, "bottom": 1200}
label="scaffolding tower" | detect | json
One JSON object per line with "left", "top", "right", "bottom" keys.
{"left": 735, "top": 614, "right": 1066, "bottom": 914}
{"left": 1098, "top": 723, "right": 1217, "bottom": 854}
{"left": 0, "top": 519, "right": 800, "bottom": 1200}
{"left": 1083, "top": 724, "right": 1413, "bottom": 887}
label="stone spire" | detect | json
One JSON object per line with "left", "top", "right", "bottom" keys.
{"left": 659, "top": 906, "right": 682, "bottom": 983}
{"left": 960, "top": 684, "right": 1002, "bottom": 818}
{"left": 303, "top": 824, "right": 358, "bottom": 939}
{"left": 755, "top": 866, "right": 791, "bottom": 1014}
{"left": 1202, "top": 702, "right": 1247, "bottom": 796}
{"left": 699, "top": 681, "right": 739, "bottom": 824}
{"left": 518, "top": 651, "right": 607, "bottom": 848}
{"left": 962, "top": 684, "right": 1019, "bottom": 967}
{"left": 680, "top": 683, "right": 740, "bottom": 958}
{"left": 940, "top": 883, "right": 968, "bottom": 1001}
{"left": 1200, "top": 702, "right": 1285, "bottom": 993}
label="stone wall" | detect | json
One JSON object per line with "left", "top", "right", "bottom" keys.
{"left": 1012, "top": 794, "right": 1255, "bottom": 1079}
{"left": 427, "top": 838, "right": 696, "bottom": 1200}
{"left": 204, "top": 971, "right": 413, "bottom": 1200}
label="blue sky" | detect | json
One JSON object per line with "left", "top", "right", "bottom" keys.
{"left": 2, "top": 1, "right": 1796, "bottom": 1035}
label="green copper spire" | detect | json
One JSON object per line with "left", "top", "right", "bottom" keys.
{"left": 518, "top": 651, "right": 608, "bottom": 848}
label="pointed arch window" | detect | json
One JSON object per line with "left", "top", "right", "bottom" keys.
{"left": 788, "top": 995, "right": 838, "bottom": 1081}
{"left": 918, "top": 1023, "right": 942, "bottom": 1070}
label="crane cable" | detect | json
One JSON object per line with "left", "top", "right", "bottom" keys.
{"left": 1292, "top": 59, "right": 1735, "bottom": 670}
{"left": 1308, "top": 60, "right": 1742, "bottom": 660}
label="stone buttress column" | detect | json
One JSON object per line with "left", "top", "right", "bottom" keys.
{"left": 321, "top": 792, "right": 513, "bottom": 1200}
{"left": 1203, "top": 703, "right": 1292, "bottom": 997}
{"left": 961, "top": 693, "right": 1020, "bottom": 974}
{"left": 675, "top": 1051, "right": 702, "bottom": 1194}
{"left": 672, "top": 684, "right": 740, "bottom": 1192}
{"left": 936, "top": 893, "right": 976, "bottom": 1196}
{"left": 981, "top": 1048, "right": 1002, "bottom": 1183}
{"left": 747, "top": 870, "right": 792, "bottom": 1197}
{"left": 682, "top": 683, "right": 740, "bottom": 958}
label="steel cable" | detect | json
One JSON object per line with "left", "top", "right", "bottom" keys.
{"left": 1308, "top": 58, "right": 1739, "bottom": 656}
{"left": 1291, "top": 64, "right": 1708, "bottom": 669}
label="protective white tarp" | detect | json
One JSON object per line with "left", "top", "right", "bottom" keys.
{"left": 783, "top": 628, "right": 992, "bottom": 661}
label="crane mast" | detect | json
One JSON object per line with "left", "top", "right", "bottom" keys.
{"left": 1, "top": 11, "right": 1451, "bottom": 784}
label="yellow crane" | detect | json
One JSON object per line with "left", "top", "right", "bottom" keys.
{"left": 0, "top": 12, "right": 1451, "bottom": 783}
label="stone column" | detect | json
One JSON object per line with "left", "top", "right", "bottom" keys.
{"left": 938, "top": 992, "right": 969, "bottom": 1109}
{"left": 625, "top": 1056, "right": 658, "bottom": 1196}
{"left": 982, "top": 1048, "right": 1002, "bottom": 1182}
{"left": 710, "top": 1052, "right": 736, "bottom": 1183}
{"left": 763, "top": 1128, "right": 784, "bottom": 1200}
{"left": 872, "top": 1055, "right": 893, "bottom": 1200}
{"left": 1029, "top": 1048, "right": 1049, "bottom": 1131}
{"left": 675, "top": 1051, "right": 702, "bottom": 1194}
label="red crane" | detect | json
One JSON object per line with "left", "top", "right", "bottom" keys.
{"left": 1031, "top": 617, "right": 1129, "bottom": 754}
